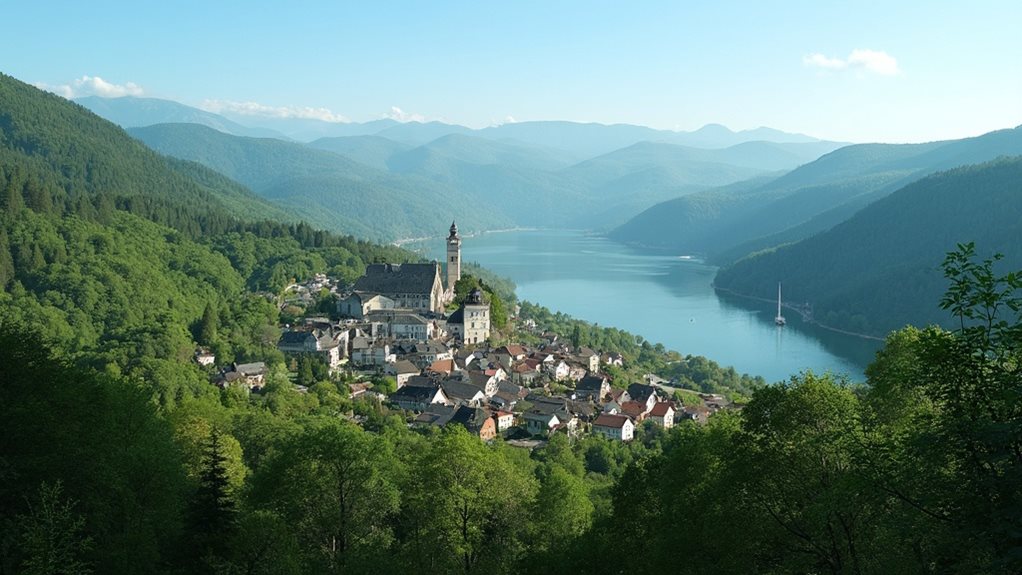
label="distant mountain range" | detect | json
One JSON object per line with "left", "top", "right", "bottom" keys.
{"left": 714, "top": 157, "right": 1022, "bottom": 337}
{"left": 610, "top": 126, "right": 1022, "bottom": 264}
{"left": 96, "top": 94, "right": 844, "bottom": 241}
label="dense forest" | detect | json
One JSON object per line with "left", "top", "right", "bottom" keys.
{"left": 714, "top": 157, "right": 1022, "bottom": 336}
{"left": 4, "top": 71, "right": 1022, "bottom": 573}
{"left": 5, "top": 244, "right": 1022, "bottom": 574}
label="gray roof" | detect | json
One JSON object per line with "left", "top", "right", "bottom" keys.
{"left": 441, "top": 380, "right": 487, "bottom": 403}
{"left": 392, "top": 359, "right": 421, "bottom": 375}
{"left": 353, "top": 263, "right": 440, "bottom": 295}
{"left": 627, "top": 383, "right": 658, "bottom": 403}
{"left": 449, "top": 405, "right": 490, "bottom": 432}
{"left": 577, "top": 374, "right": 609, "bottom": 392}
{"left": 278, "top": 331, "right": 317, "bottom": 346}
{"left": 390, "top": 385, "right": 440, "bottom": 402}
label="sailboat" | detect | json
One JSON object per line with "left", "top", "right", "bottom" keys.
{"left": 774, "top": 282, "right": 786, "bottom": 326}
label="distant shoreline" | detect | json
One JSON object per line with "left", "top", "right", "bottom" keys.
{"left": 392, "top": 226, "right": 542, "bottom": 246}
{"left": 712, "top": 285, "right": 885, "bottom": 342}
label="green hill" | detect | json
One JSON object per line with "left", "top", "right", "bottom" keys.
{"left": 611, "top": 127, "right": 1022, "bottom": 262}
{"left": 0, "top": 71, "right": 412, "bottom": 380}
{"left": 713, "top": 156, "right": 1022, "bottom": 336}
{"left": 308, "top": 135, "right": 412, "bottom": 169}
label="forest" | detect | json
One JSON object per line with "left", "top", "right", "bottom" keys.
{"left": 714, "top": 158, "right": 1022, "bottom": 336}
{"left": 4, "top": 244, "right": 1022, "bottom": 574}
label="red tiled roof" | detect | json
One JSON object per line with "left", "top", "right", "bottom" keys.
{"left": 650, "top": 402, "right": 674, "bottom": 417}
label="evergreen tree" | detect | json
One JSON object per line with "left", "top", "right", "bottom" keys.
{"left": 187, "top": 428, "right": 238, "bottom": 568}
{"left": 198, "top": 301, "right": 219, "bottom": 345}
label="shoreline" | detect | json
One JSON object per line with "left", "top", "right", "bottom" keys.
{"left": 712, "top": 285, "right": 885, "bottom": 342}
{"left": 392, "top": 226, "right": 543, "bottom": 246}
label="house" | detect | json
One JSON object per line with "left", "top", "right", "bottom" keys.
{"left": 366, "top": 311, "right": 434, "bottom": 340}
{"left": 546, "top": 360, "right": 571, "bottom": 381}
{"left": 386, "top": 359, "right": 421, "bottom": 387}
{"left": 627, "top": 383, "right": 660, "bottom": 411}
{"left": 493, "top": 410, "right": 515, "bottom": 432}
{"left": 575, "top": 373, "right": 611, "bottom": 402}
{"left": 218, "top": 362, "right": 268, "bottom": 390}
{"left": 336, "top": 292, "right": 395, "bottom": 319}
{"left": 414, "top": 404, "right": 456, "bottom": 427}
{"left": 194, "top": 348, "right": 216, "bottom": 367}
{"left": 277, "top": 328, "right": 343, "bottom": 368}
{"left": 619, "top": 400, "right": 649, "bottom": 422}
{"left": 524, "top": 411, "right": 561, "bottom": 436}
{"left": 648, "top": 402, "right": 675, "bottom": 428}
{"left": 426, "top": 358, "right": 458, "bottom": 377}
{"left": 680, "top": 405, "right": 711, "bottom": 425}
{"left": 592, "top": 413, "right": 634, "bottom": 441}
{"left": 351, "top": 262, "right": 446, "bottom": 313}
{"left": 575, "top": 347, "right": 601, "bottom": 373}
{"left": 602, "top": 352, "right": 624, "bottom": 367}
{"left": 351, "top": 340, "right": 395, "bottom": 366}
{"left": 448, "top": 405, "right": 497, "bottom": 441}
{"left": 467, "top": 371, "right": 500, "bottom": 396}
{"left": 390, "top": 384, "right": 451, "bottom": 412}
{"left": 440, "top": 380, "right": 488, "bottom": 407}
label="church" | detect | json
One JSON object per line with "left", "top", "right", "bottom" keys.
{"left": 338, "top": 222, "right": 463, "bottom": 318}
{"left": 339, "top": 221, "right": 491, "bottom": 344}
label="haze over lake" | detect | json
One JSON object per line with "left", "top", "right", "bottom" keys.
{"left": 411, "top": 229, "right": 881, "bottom": 382}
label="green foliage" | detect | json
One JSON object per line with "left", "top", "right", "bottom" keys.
{"left": 715, "top": 158, "right": 1022, "bottom": 336}
{"left": 16, "top": 482, "right": 93, "bottom": 575}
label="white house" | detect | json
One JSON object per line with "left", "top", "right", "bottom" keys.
{"left": 648, "top": 402, "right": 675, "bottom": 429}
{"left": 592, "top": 413, "right": 634, "bottom": 441}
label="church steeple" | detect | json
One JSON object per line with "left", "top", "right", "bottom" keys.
{"left": 446, "top": 220, "right": 461, "bottom": 292}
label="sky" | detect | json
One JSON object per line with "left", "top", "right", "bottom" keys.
{"left": 3, "top": 0, "right": 1021, "bottom": 143}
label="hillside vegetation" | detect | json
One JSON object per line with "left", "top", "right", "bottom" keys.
{"left": 714, "top": 157, "right": 1022, "bottom": 336}
{"left": 611, "top": 127, "right": 1022, "bottom": 263}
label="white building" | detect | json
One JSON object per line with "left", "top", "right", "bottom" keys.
{"left": 592, "top": 413, "right": 635, "bottom": 441}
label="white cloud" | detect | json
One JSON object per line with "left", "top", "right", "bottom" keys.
{"left": 35, "top": 75, "right": 144, "bottom": 98}
{"left": 200, "top": 99, "right": 349, "bottom": 123}
{"left": 802, "top": 53, "right": 847, "bottom": 71}
{"left": 385, "top": 106, "right": 426, "bottom": 123}
{"left": 847, "top": 49, "right": 900, "bottom": 76}
{"left": 803, "top": 49, "right": 900, "bottom": 76}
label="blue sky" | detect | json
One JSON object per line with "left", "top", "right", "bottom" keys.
{"left": 4, "top": 1, "right": 1020, "bottom": 143}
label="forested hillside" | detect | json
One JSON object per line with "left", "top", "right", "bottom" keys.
{"left": 611, "top": 126, "right": 1022, "bottom": 263}
{"left": 714, "top": 157, "right": 1022, "bottom": 336}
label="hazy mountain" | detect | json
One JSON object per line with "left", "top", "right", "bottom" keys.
{"left": 610, "top": 126, "right": 1022, "bottom": 262}
{"left": 129, "top": 123, "right": 513, "bottom": 240}
{"left": 74, "top": 95, "right": 290, "bottom": 139}
{"left": 216, "top": 115, "right": 400, "bottom": 141}
{"left": 308, "top": 135, "right": 412, "bottom": 170}
{"left": 714, "top": 157, "right": 1022, "bottom": 336}
{"left": 477, "top": 121, "right": 830, "bottom": 158}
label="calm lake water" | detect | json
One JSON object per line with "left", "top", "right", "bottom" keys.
{"left": 409, "top": 229, "right": 881, "bottom": 383}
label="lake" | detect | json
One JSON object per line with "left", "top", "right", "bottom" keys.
{"left": 408, "top": 229, "right": 881, "bottom": 382}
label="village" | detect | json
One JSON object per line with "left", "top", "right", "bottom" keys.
{"left": 201, "top": 222, "right": 737, "bottom": 443}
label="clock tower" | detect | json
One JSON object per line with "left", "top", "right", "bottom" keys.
{"left": 446, "top": 221, "right": 461, "bottom": 293}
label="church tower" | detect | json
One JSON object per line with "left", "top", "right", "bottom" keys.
{"left": 446, "top": 221, "right": 461, "bottom": 292}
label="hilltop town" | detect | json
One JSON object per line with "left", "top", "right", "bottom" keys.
{"left": 202, "top": 222, "right": 739, "bottom": 443}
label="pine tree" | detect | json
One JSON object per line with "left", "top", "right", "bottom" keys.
{"left": 0, "top": 228, "right": 14, "bottom": 288}
{"left": 198, "top": 301, "right": 218, "bottom": 345}
{"left": 187, "top": 429, "right": 237, "bottom": 568}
